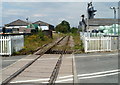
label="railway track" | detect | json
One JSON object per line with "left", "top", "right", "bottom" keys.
{"left": 46, "top": 36, "right": 74, "bottom": 54}
{"left": 2, "top": 36, "right": 74, "bottom": 85}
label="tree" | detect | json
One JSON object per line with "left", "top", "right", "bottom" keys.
{"left": 55, "top": 20, "right": 70, "bottom": 33}
{"left": 70, "top": 27, "right": 78, "bottom": 33}
{"left": 37, "top": 29, "right": 45, "bottom": 41}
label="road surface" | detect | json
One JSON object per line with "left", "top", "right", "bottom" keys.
{"left": 2, "top": 55, "right": 27, "bottom": 69}
{"left": 75, "top": 52, "right": 119, "bottom": 84}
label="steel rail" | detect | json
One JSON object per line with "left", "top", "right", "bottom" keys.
{"left": 47, "top": 36, "right": 71, "bottom": 85}
{"left": 1, "top": 36, "right": 66, "bottom": 85}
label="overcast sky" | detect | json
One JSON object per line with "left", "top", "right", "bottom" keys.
{"left": 1, "top": 2, "right": 118, "bottom": 27}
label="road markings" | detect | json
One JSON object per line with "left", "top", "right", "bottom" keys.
{"left": 10, "top": 78, "right": 50, "bottom": 83}
{"left": 78, "top": 72, "right": 119, "bottom": 80}
{"left": 10, "top": 75, "right": 73, "bottom": 83}
{"left": 10, "top": 69, "right": 119, "bottom": 83}
{"left": 55, "top": 78, "right": 73, "bottom": 83}
{"left": 77, "top": 69, "right": 120, "bottom": 77}
{"left": 75, "top": 53, "right": 118, "bottom": 58}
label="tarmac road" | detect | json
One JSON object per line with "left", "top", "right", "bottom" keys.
{"left": 75, "top": 52, "right": 119, "bottom": 83}
{"left": 2, "top": 55, "right": 27, "bottom": 69}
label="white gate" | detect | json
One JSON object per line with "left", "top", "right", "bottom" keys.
{"left": 0, "top": 35, "right": 24, "bottom": 55}
{"left": 84, "top": 37, "right": 111, "bottom": 52}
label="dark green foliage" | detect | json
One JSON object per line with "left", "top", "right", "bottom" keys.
{"left": 55, "top": 20, "right": 70, "bottom": 33}
{"left": 38, "top": 29, "right": 45, "bottom": 41}
{"left": 70, "top": 27, "right": 78, "bottom": 33}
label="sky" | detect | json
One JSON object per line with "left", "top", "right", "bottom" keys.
{"left": 1, "top": 2, "right": 119, "bottom": 27}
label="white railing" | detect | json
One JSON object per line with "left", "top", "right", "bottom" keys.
{"left": 0, "top": 35, "right": 24, "bottom": 55}
{"left": 84, "top": 37, "right": 111, "bottom": 52}
{"left": 80, "top": 32, "right": 114, "bottom": 53}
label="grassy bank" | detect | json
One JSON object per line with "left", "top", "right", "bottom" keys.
{"left": 13, "top": 32, "right": 84, "bottom": 55}
{"left": 13, "top": 32, "right": 64, "bottom": 55}
{"left": 71, "top": 33, "right": 84, "bottom": 53}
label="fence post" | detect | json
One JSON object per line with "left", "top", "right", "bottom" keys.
{"left": 84, "top": 37, "right": 87, "bottom": 52}
{"left": 107, "top": 37, "right": 109, "bottom": 51}
{"left": 9, "top": 36, "right": 12, "bottom": 55}
{"left": 110, "top": 37, "right": 112, "bottom": 51}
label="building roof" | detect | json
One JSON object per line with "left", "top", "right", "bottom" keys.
{"left": 5, "top": 19, "right": 31, "bottom": 26}
{"left": 88, "top": 18, "right": 120, "bottom": 26}
{"left": 33, "top": 20, "right": 53, "bottom": 26}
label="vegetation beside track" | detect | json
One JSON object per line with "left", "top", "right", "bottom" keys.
{"left": 13, "top": 20, "right": 84, "bottom": 55}
{"left": 50, "top": 33, "right": 84, "bottom": 53}
{"left": 13, "top": 32, "right": 64, "bottom": 55}
{"left": 71, "top": 33, "right": 84, "bottom": 53}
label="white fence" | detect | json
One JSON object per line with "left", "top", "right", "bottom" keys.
{"left": 0, "top": 35, "right": 24, "bottom": 55}
{"left": 84, "top": 37, "right": 111, "bottom": 52}
{"left": 80, "top": 32, "right": 116, "bottom": 53}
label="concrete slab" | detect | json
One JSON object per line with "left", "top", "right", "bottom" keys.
{"left": 2, "top": 55, "right": 39, "bottom": 82}
{"left": 56, "top": 54, "right": 73, "bottom": 83}
{"left": 7, "top": 54, "right": 61, "bottom": 83}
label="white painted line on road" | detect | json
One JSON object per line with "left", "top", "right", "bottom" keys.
{"left": 10, "top": 69, "right": 119, "bottom": 83}
{"left": 10, "top": 78, "right": 50, "bottom": 83}
{"left": 43, "top": 71, "right": 119, "bottom": 83}
{"left": 55, "top": 78, "right": 73, "bottom": 83}
{"left": 76, "top": 53, "right": 118, "bottom": 58}
{"left": 42, "top": 78, "right": 73, "bottom": 83}
{"left": 77, "top": 69, "right": 120, "bottom": 77}
{"left": 78, "top": 72, "right": 119, "bottom": 80}
{"left": 10, "top": 75, "right": 73, "bottom": 83}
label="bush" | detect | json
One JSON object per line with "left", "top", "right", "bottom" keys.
{"left": 70, "top": 27, "right": 78, "bottom": 34}
{"left": 37, "top": 29, "right": 45, "bottom": 41}
{"left": 55, "top": 20, "right": 70, "bottom": 33}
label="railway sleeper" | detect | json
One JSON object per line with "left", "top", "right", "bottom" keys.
{"left": 45, "top": 49, "right": 73, "bottom": 54}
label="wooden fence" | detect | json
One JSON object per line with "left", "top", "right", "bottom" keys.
{"left": 0, "top": 35, "right": 24, "bottom": 55}
{"left": 80, "top": 32, "right": 115, "bottom": 53}
{"left": 84, "top": 37, "right": 111, "bottom": 52}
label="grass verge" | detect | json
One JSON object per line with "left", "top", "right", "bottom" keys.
{"left": 13, "top": 32, "right": 64, "bottom": 55}
{"left": 70, "top": 33, "right": 84, "bottom": 53}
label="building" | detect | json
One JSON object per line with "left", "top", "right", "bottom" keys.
{"left": 33, "top": 20, "right": 54, "bottom": 38}
{"left": 5, "top": 19, "right": 30, "bottom": 29}
{"left": 87, "top": 18, "right": 120, "bottom": 31}
{"left": 33, "top": 20, "right": 54, "bottom": 31}
{"left": 78, "top": 2, "right": 120, "bottom": 32}
{"left": 4, "top": 19, "right": 54, "bottom": 37}
{"left": 5, "top": 19, "right": 34, "bottom": 33}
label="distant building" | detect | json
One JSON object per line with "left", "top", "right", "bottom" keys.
{"left": 5, "top": 19, "right": 30, "bottom": 28}
{"left": 4, "top": 19, "right": 33, "bottom": 33}
{"left": 33, "top": 20, "right": 54, "bottom": 38}
{"left": 33, "top": 20, "right": 54, "bottom": 31}
{"left": 4, "top": 19, "right": 54, "bottom": 37}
